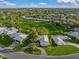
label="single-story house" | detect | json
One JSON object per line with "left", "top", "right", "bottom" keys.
{"left": 72, "top": 28, "right": 79, "bottom": 32}
{"left": 10, "top": 33, "right": 28, "bottom": 42}
{"left": 38, "top": 35, "right": 50, "bottom": 46}
{"left": 0, "top": 27, "right": 28, "bottom": 42}
{"left": 51, "top": 35, "right": 69, "bottom": 45}
{"left": 0, "top": 27, "right": 7, "bottom": 34}
{"left": 65, "top": 32, "right": 79, "bottom": 39}
{"left": 5, "top": 27, "right": 18, "bottom": 35}
{"left": 0, "top": 27, "right": 18, "bottom": 35}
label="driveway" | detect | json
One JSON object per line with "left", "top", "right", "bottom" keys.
{"left": 1, "top": 51, "right": 79, "bottom": 59}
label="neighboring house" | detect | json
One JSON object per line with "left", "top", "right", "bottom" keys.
{"left": 38, "top": 35, "right": 50, "bottom": 46}
{"left": 0, "top": 27, "right": 28, "bottom": 43}
{"left": 0, "top": 27, "right": 7, "bottom": 34}
{"left": 0, "top": 27, "right": 18, "bottom": 35}
{"left": 65, "top": 32, "right": 79, "bottom": 39}
{"left": 72, "top": 28, "right": 79, "bottom": 32}
{"left": 5, "top": 27, "right": 18, "bottom": 35}
{"left": 10, "top": 33, "right": 28, "bottom": 42}
{"left": 51, "top": 35, "right": 69, "bottom": 45}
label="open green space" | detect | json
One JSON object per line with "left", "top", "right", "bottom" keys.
{"left": 17, "top": 20, "right": 69, "bottom": 34}
{"left": 0, "top": 34, "right": 14, "bottom": 47}
{"left": 44, "top": 45, "right": 79, "bottom": 56}
{"left": 0, "top": 18, "right": 69, "bottom": 34}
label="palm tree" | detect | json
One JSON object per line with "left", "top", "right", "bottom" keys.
{"left": 30, "top": 28, "right": 39, "bottom": 42}
{"left": 37, "top": 27, "right": 49, "bottom": 35}
{"left": 30, "top": 43, "right": 38, "bottom": 51}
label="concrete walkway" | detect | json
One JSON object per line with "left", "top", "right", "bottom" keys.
{"left": 38, "top": 47, "right": 47, "bottom": 56}
{"left": 22, "top": 44, "right": 47, "bottom": 56}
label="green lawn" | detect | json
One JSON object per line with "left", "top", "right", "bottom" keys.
{"left": 16, "top": 20, "right": 69, "bottom": 34}
{"left": 0, "top": 18, "right": 70, "bottom": 34}
{"left": 0, "top": 34, "right": 14, "bottom": 47}
{"left": 2, "top": 57, "right": 8, "bottom": 59}
{"left": 14, "top": 39, "right": 32, "bottom": 51}
{"left": 44, "top": 45, "right": 79, "bottom": 56}
{"left": 0, "top": 55, "right": 8, "bottom": 59}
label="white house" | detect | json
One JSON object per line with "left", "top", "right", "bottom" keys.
{"left": 0, "top": 27, "right": 28, "bottom": 42}
{"left": 38, "top": 35, "right": 50, "bottom": 46}
{"left": 0, "top": 27, "right": 7, "bottom": 34}
{"left": 72, "top": 28, "right": 79, "bottom": 32}
{"left": 51, "top": 35, "right": 69, "bottom": 45}
{"left": 0, "top": 27, "right": 18, "bottom": 35}
{"left": 65, "top": 32, "right": 79, "bottom": 39}
{"left": 5, "top": 27, "right": 18, "bottom": 35}
{"left": 10, "top": 33, "right": 28, "bottom": 42}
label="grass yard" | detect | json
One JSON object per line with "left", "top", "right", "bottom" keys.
{"left": 13, "top": 39, "right": 32, "bottom": 51}
{"left": 0, "top": 34, "right": 14, "bottom": 47}
{"left": 44, "top": 45, "right": 79, "bottom": 56}
{"left": 0, "top": 55, "right": 8, "bottom": 59}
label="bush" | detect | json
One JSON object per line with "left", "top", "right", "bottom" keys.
{"left": 24, "top": 48, "right": 41, "bottom": 55}
{"left": 65, "top": 37, "right": 79, "bottom": 44}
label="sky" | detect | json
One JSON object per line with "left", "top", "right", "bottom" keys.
{"left": 0, "top": 0, "right": 79, "bottom": 8}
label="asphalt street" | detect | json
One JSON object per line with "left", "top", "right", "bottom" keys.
{"left": 1, "top": 52, "right": 79, "bottom": 59}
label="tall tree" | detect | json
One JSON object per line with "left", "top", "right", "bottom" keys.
{"left": 30, "top": 28, "right": 39, "bottom": 42}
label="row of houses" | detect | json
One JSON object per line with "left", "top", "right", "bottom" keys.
{"left": 65, "top": 31, "right": 79, "bottom": 39}
{"left": 52, "top": 30, "right": 79, "bottom": 45}
{"left": 0, "top": 27, "right": 50, "bottom": 46}
{"left": 0, "top": 27, "right": 65, "bottom": 46}
{"left": 0, "top": 27, "right": 79, "bottom": 47}
{"left": 22, "top": 14, "right": 67, "bottom": 21}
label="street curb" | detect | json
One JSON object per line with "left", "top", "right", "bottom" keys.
{"left": 24, "top": 52, "right": 79, "bottom": 57}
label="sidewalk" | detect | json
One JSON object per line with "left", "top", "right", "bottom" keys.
{"left": 38, "top": 47, "right": 47, "bottom": 56}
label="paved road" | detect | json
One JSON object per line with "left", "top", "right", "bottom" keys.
{"left": 1, "top": 51, "right": 79, "bottom": 59}
{"left": 0, "top": 52, "right": 45, "bottom": 59}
